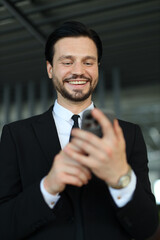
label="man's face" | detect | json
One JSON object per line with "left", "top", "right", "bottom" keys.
{"left": 47, "top": 36, "right": 99, "bottom": 104}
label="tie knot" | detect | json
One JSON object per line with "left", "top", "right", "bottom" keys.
{"left": 72, "top": 114, "right": 80, "bottom": 121}
{"left": 71, "top": 115, "right": 80, "bottom": 129}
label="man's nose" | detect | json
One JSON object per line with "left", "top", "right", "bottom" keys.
{"left": 71, "top": 62, "right": 85, "bottom": 75}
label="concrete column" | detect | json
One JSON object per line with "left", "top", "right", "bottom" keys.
{"left": 40, "top": 79, "right": 48, "bottom": 112}
{"left": 3, "top": 83, "right": 10, "bottom": 124}
{"left": 112, "top": 67, "right": 121, "bottom": 118}
{"left": 97, "top": 69, "right": 105, "bottom": 108}
{"left": 28, "top": 81, "right": 35, "bottom": 116}
{"left": 15, "top": 83, "right": 22, "bottom": 120}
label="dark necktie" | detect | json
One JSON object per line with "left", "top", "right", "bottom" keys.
{"left": 69, "top": 114, "right": 80, "bottom": 142}
{"left": 69, "top": 115, "right": 84, "bottom": 239}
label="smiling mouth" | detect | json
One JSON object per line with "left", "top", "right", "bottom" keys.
{"left": 66, "top": 80, "right": 88, "bottom": 85}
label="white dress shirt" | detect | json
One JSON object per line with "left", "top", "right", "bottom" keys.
{"left": 40, "top": 100, "right": 137, "bottom": 208}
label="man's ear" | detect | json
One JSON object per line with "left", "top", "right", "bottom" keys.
{"left": 46, "top": 61, "right": 53, "bottom": 79}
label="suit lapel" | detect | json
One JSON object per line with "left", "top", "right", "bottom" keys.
{"left": 31, "top": 106, "right": 86, "bottom": 204}
{"left": 31, "top": 106, "right": 78, "bottom": 206}
{"left": 32, "top": 106, "right": 61, "bottom": 167}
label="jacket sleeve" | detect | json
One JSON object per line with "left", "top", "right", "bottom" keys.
{"left": 114, "top": 123, "right": 159, "bottom": 239}
{"left": 0, "top": 125, "right": 55, "bottom": 240}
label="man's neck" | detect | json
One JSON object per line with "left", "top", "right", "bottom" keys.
{"left": 57, "top": 98, "right": 92, "bottom": 114}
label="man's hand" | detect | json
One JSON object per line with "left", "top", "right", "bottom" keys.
{"left": 44, "top": 145, "right": 91, "bottom": 195}
{"left": 64, "top": 108, "right": 129, "bottom": 186}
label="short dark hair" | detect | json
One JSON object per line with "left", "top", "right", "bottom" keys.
{"left": 45, "top": 21, "right": 103, "bottom": 65}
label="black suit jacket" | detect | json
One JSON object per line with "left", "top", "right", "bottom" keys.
{"left": 0, "top": 106, "right": 158, "bottom": 240}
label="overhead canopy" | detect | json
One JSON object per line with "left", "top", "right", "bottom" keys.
{"left": 0, "top": 0, "right": 160, "bottom": 88}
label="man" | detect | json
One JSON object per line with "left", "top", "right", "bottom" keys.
{"left": 0, "top": 21, "right": 158, "bottom": 240}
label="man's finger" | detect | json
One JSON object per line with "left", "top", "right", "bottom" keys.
{"left": 91, "top": 108, "right": 115, "bottom": 137}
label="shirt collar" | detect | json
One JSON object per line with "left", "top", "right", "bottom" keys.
{"left": 53, "top": 99, "right": 94, "bottom": 122}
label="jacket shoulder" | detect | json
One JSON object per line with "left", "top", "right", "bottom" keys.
{"left": 118, "top": 119, "right": 141, "bottom": 135}
{"left": 2, "top": 107, "right": 53, "bottom": 131}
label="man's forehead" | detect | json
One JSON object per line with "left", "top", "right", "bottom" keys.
{"left": 53, "top": 37, "right": 98, "bottom": 57}
{"left": 54, "top": 36, "right": 96, "bottom": 49}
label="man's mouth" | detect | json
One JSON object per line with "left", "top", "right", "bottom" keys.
{"left": 64, "top": 78, "right": 89, "bottom": 85}
{"left": 68, "top": 80, "right": 88, "bottom": 85}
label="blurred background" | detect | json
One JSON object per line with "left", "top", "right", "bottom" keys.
{"left": 0, "top": 0, "right": 160, "bottom": 237}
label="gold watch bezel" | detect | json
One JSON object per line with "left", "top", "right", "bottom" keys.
{"left": 108, "top": 165, "right": 132, "bottom": 189}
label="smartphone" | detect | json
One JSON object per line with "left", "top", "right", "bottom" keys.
{"left": 81, "top": 109, "right": 115, "bottom": 137}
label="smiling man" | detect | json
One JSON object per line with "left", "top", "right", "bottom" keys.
{"left": 0, "top": 21, "right": 158, "bottom": 240}
{"left": 47, "top": 36, "right": 99, "bottom": 109}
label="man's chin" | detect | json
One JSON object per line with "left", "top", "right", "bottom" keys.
{"left": 64, "top": 95, "right": 90, "bottom": 102}
{"left": 62, "top": 91, "right": 91, "bottom": 102}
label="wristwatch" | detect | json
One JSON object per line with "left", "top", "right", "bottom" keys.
{"left": 108, "top": 165, "right": 132, "bottom": 189}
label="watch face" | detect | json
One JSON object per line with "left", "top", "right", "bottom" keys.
{"left": 108, "top": 166, "right": 132, "bottom": 189}
{"left": 120, "top": 176, "right": 130, "bottom": 188}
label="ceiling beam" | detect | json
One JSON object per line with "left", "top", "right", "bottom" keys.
{"left": 1, "top": 0, "right": 46, "bottom": 45}
{"left": 0, "top": 0, "right": 83, "bottom": 21}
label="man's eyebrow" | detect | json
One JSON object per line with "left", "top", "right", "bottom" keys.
{"left": 58, "top": 55, "right": 73, "bottom": 61}
{"left": 58, "top": 55, "right": 97, "bottom": 61}
{"left": 83, "top": 56, "right": 97, "bottom": 61}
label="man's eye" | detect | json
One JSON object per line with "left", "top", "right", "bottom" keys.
{"left": 62, "top": 62, "right": 72, "bottom": 65}
{"left": 84, "top": 62, "right": 93, "bottom": 66}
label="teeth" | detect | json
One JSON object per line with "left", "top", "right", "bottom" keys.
{"left": 69, "top": 81, "right": 87, "bottom": 85}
